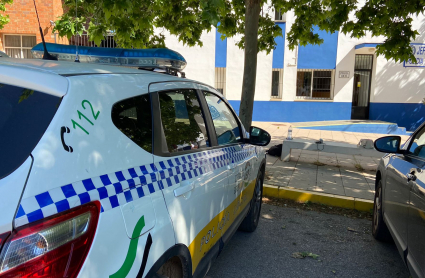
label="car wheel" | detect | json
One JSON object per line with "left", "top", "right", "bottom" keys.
{"left": 238, "top": 168, "right": 264, "bottom": 232}
{"left": 372, "top": 179, "right": 392, "bottom": 241}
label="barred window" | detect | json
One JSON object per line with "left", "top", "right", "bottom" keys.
{"left": 215, "top": 67, "right": 226, "bottom": 96}
{"left": 271, "top": 69, "right": 283, "bottom": 99}
{"left": 296, "top": 70, "right": 334, "bottom": 100}
{"left": 275, "top": 9, "right": 285, "bottom": 21}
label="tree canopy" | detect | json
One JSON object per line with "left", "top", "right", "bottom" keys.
{"left": 54, "top": 0, "right": 425, "bottom": 63}
{"left": 279, "top": 0, "right": 423, "bottom": 62}
{"left": 0, "top": 0, "right": 13, "bottom": 30}
{"left": 53, "top": 0, "right": 282, "bottom": 54}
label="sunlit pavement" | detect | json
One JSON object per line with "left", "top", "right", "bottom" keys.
{"left": 255, "top": 122, "right": 410, "bottom": 200}
{"left": 207, "top": 203, "right": 409, "bottom": 278}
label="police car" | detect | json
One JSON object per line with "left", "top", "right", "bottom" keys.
{"left": 0, "top": 43, "right": 270, "bottom": 278}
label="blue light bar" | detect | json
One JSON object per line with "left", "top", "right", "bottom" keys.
{"left": 31, "top": 43, "right": 187, "bottom": 71}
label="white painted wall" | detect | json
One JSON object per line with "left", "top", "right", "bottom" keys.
{"left": 373, "top": 12, "right": 425, "bottom": 104}
{"left": 281, "top": 10, "right": 297, "bottom": 101}
{"left": 226, "top": 34, "right": 244, "bottom": 100}
{"left": 162, "top": 29, "right": 215, "bottom": 86}
{"left": 334, "top": 0, "right": 425, "bottom": 105}
{"left": 225, "top": 36, "right": 273, "bottom": 101}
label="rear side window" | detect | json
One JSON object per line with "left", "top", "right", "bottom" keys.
{"left": 203, "top": 92, "right": 242, "bottom": 145}
{"left": 0, "top": 85, "right": 61, "bottom": 179}
{"left": 112, "top": 94, "right": 153, "bottom": 153}
{"left": 158, "top": 89, "right": 209, "bottom": 153}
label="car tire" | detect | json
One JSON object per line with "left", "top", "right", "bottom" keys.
{"left": 238, "top": 168, "right": 264, "bottom": 233}
{"left": 372, "top": 179, "right": 392, "bottom": 242}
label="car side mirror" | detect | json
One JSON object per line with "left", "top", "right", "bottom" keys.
{"left": 249, "top": 126, "right": 271, "bottom": 146}
{"left": 374, "top": 136, "right": 402, "bottom": 153}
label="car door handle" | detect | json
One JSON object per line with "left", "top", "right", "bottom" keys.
{"left": 407, "top": 172, "right": 417, "bottom": 182}
{"left": 174, "top": 181, "right": 195, "bottom": 197}
{"left": 227, "top": 163, "right": 236, "bottom": 172}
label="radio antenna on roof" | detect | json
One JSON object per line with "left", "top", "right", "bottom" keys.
{"left": 74, "top": 0, "right": 80, "bottom": 62}
{"left": 32, "top": 0, "right": 57, "bottom": 60}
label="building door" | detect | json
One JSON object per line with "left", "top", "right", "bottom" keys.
{"left": 351, "top": 54, "right": 373, "bottom": 119}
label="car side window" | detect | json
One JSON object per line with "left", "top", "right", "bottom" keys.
{"left": 158, "top": 89, "right": 209, "bottom": 153}
{"left": 111, "top": 94, "right": 152, "bottom": 153}
{"left": 408, "top": 128, "right": 425, "bottom": 158}
{"left": 203, "top": 91, "right": 242, "bottom": 145}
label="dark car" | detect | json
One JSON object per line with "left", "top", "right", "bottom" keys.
{"left": 374, "top": 126, "right": 425, "bottom": 278}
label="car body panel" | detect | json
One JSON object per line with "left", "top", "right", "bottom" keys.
{"left": 382, "top": 154, "right": 412, "bottom": 251}
{"left": 408, "top": 164, "right": 425, "bottom": 278}
{"left": 378, "top": 123, "right": 425, "bottom": 278}
{"left": 0, "top": 59, "right": 267, "bottom": 278}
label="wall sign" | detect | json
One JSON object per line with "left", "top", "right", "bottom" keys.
{"left": 339, "top": 71, "right": 350, "bottom": 78}
{"left": 404, "top": 44, "right": 425, "bottom": 67}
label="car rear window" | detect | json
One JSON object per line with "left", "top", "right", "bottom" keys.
{"left": 0, "top": 84, "right": 61, "bottom": 179}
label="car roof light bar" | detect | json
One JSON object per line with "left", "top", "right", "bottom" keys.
{"left": 31, "top": 43, "right": 187, "bottom": 72}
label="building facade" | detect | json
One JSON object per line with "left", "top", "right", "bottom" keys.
{"left": 0, "top": 0, "right": 63, "bottom": 58}
{"left": 163, "top": 9, "right": 425, "bottom": 132}
{"left": 2, "top": 1, "right": 425, "bottom": 131}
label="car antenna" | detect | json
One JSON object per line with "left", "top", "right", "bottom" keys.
{"left": 74, "top": 0, "right": 80, "bottom": 62}
{"left": 32, "top": 0, "right": 57, "bottom": 60}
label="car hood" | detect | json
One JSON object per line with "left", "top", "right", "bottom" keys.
{"left": 0, "top": 156, "right": 32, "bottom": 234}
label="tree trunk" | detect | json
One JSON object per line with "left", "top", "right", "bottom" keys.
{"left": 239, "top": 0, "right": 261, "bottom": 131}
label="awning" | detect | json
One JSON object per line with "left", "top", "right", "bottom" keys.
{"left": 355, "top": 43, "right": 380, "bottom": 49}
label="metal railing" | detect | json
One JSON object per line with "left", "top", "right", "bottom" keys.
{"left": 215, "top": 67, "right": 226, "bottom": 97}
{"left": 295, "top": 69, "right": 335, "bottom": 100}
{"left": 54, "top": 33, "right": 117, "bottom": 48}
{"left": 271, "top": 68, "right": 283, "bottom": 99}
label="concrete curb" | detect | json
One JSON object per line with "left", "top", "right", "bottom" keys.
{"left": 263, "top": 184, "right": 373, "bottom": 212}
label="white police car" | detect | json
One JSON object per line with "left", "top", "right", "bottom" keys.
{"left": 0, "top": 43, "right": 270, "bottom": 278}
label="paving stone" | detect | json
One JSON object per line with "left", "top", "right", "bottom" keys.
{"left": 266, "top": 155, "right": 279, "bottom": 166}
{"left": 295, "top": 162, "right": 318, "bottom": 169}
{"left": 287, "top": 180, "right": 313, "bottom": 190}
{"left": 344, "top": 187, "right": 374, "bottom": 200}
{"left": 318, "top": 152, "right": 337, "bottom": 158}
{"left": 273, "top": 160, "right": 297, "bottom": 169}
{"left": 315, "top": 183, "right": 346, "bottom": 195}
{"left": 336, "top": 154, "right": 356, "bottom": 160}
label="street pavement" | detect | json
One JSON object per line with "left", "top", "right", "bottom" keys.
{"left": 255, "top": 121, "right": 410, "bottom": 200}
{"left": 207, "top": 203, "right": 409, "bottom": 278}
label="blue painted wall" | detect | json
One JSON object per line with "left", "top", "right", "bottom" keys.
{"left": 297, "top": 124, "right": 408, "bottom": 135}
{"left": 272, "top": 22, "right": 286, "bottom": 69}
{"left": 370, "top": 103, "right": 425, "bottom": 131}
{"left": 298, "top": 27, "right": 338, "bottom": 69}
{"left": 215, "top": 26, "right": 227, "bottom": 67}
{"left": 228, "top": 101, "right": 351, "bottom": 122}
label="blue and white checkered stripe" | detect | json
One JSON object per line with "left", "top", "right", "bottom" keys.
{"left": 15, "top": 145, "right": 256, "bottom": 227}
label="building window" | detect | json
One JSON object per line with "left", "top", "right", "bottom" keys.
{"left": 271, "top": 68, "right": 283, "bottom": 99}
{"left": 215, "top": 67, "right": 226, "bottom": 96}
{"left": 4, "top": 35, "right": 37, "bottom": 59}
{"left": 296, "top": 69, "right": 334, "bottom": 100}
{"left": 275, "top": 9, "right": 285, "bottom": 21}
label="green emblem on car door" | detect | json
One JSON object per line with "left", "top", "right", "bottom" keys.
{"left": 110, "top": 216, "right": 146, "bottom": 278}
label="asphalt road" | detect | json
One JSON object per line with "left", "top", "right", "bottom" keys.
{"left": 206, "top": 203, "right": 409, "bottom": 278}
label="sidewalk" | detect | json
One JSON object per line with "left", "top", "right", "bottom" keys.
{"left": 255, "top": 121, "right": 410, "bottom": 201}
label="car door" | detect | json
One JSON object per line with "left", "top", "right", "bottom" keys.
{"left": 149, "top": 82, "right": 230, "bottom": 275}
{"left": 199, "top": 87, "right": 257, "bottom": 231}
{"left": 383, "top": 151, "right": 415, "bottom": 253}
{"left": 405, "top": 127, "right": 425, "bottom": 277}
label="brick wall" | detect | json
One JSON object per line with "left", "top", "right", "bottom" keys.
{"left": 0, "top": 0, "right": 66, "bottom": 54}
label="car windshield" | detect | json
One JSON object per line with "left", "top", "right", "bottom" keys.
{"left": 0, "top": 84, "right": 61, "bottom": 179}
